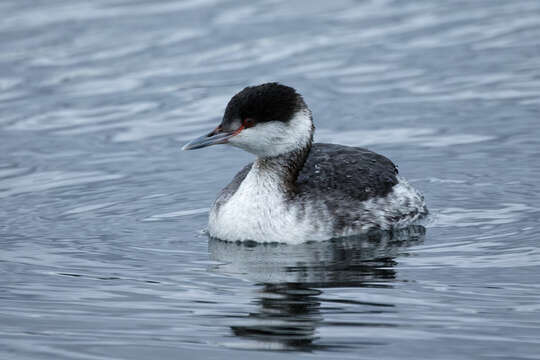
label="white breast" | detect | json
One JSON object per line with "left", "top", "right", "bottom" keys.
{"left": 208, "top": 162, "right": 329, "bottom": 244}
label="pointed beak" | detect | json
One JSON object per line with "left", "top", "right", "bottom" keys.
{"left": 181, "top": 125, "right": 243, "bottom": 151}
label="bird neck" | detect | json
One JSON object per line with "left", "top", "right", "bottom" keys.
{"left": 253, "top": 133, "right": 313, "bottom": 195}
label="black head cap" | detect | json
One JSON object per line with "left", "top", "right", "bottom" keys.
{"left": 220, "top": 83, "right": 305, "bottom": 131}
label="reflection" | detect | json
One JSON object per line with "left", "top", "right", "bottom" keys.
{"left": 230, "top": 283, "right": 323, "bottom": 351}
{"left": 209, "top": 226, "right": 425, "bottom": 351}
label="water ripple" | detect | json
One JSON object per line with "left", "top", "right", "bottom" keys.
{"left": 317, "top": 128, "right": 494, "bottom": 147}
{"left": 0, "top": 171, "right": 124, "bottom": 198}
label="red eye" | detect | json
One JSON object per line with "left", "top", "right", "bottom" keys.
{"left": 243, "top": 118, "right": 254, "bottom": 128}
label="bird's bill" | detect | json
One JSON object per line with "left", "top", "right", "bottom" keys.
{"left": 181, "top": 125, "right": 243, "bottom": 150}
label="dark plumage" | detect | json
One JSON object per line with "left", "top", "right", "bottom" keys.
{"left": 298, "top": 143, "right": 398, "bottom": 201}
{"left": 221, "top": 83, "right": 304, "bottom": 131}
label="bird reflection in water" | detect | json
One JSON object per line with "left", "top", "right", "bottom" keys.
{"left": 208, "top": 226, "right": 425, "bottom": 351}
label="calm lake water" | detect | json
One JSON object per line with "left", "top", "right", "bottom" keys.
{"left": 1, "top": 0, "right": 540, "bottom": 359}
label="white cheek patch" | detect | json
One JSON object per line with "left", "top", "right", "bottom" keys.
{"left": 229, "top": 109, "right": 312, "bottom": 157}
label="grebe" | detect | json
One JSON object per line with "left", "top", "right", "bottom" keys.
{"left": 183, "top": 83, "right": 427, "bottom": 244}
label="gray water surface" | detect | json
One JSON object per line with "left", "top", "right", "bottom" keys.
{"left": 1, "top": 0, "right": 540, "bottom": 359}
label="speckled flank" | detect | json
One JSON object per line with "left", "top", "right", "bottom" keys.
{"left": 210, "top": 170, "right": 426, "bottom": 244}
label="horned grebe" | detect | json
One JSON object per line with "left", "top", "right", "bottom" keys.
{"left": 183, "top": 83, "right": 427, "bottom": 244}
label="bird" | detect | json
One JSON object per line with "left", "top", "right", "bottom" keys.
{"left": 182, "top": 83, "right": 427, "bottom": 244}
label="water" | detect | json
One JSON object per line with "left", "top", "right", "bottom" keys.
{"left": 1, "top": 0, "right": 540, "bottom": 358}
